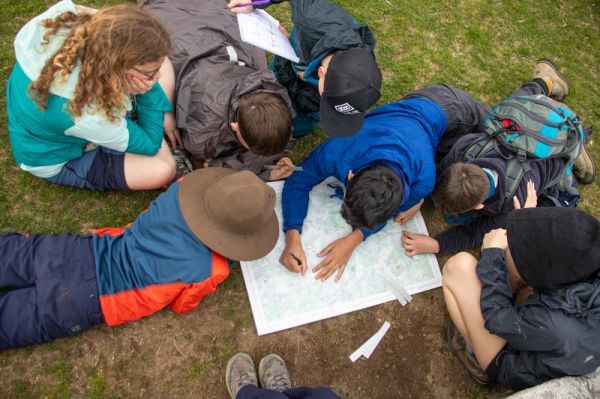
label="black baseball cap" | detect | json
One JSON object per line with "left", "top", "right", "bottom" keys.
{"left": 320, "top": 47, "right": 382, "bottom": 137}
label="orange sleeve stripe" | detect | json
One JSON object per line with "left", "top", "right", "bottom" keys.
{"left": 92, "top": 224, "right": 132, "bottom": 237}
{"left": 211, "top": 252, "right": 230, "bottom": 284}
{"left": 169, "top": 253, "right": 230, "bottom": 314}
{"left": 100, "top": 253, "right": 230, "bottom": 326}
{"left": 100, "top": 282, "right": 187, "bottom": 326}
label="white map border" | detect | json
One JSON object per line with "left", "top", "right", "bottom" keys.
{"left": 241, "top": 179, "right": 442, "bottom": 335}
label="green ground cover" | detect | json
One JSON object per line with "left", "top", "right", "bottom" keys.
{"left": 0, "top": 1, "right": 598, "bottom": 398}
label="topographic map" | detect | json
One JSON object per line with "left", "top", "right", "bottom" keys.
{"left": 240, "top": 178, "right": 441, "bottom": 335}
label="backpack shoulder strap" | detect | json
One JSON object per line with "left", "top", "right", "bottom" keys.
{"left": 503, "top": 158, "right": 526, "bottom": 208}
{"left": 460, "top": 135, "right": 496, "bottom": 162}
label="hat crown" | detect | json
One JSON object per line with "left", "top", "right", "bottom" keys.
{"left": 205, "top": 172, "right": 275, "bottom": 235}
{"left": 323, "top": 48, "right": 382, "bottom": 112}
{"left": 319, "top": 48, "right": 382, "bottom": 137}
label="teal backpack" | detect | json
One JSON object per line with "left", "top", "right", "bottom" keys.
{"left": 460, "top": 94, "right": 585, "bottom": 207}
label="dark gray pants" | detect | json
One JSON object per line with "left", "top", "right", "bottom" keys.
{"left": 405, "top": 80, "right": 548, "bottom": 160}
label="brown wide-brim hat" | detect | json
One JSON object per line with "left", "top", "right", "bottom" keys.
{"left": 178, "top": 168, "right": 279, "bottom": 261}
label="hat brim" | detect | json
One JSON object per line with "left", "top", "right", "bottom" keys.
{"left": 319, "top": 97, "right": 366, "bottom": 137}
{"left": 179, "top": 168, "right": 280, "bottom": 261}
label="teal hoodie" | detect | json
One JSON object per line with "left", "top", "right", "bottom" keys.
{"left": 7, "top": 0, "right": 171, "bottom": 178}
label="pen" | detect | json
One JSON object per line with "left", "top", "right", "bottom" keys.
{"left": 290, "top": 252, "right": 302, "bottom": 265}
{"left": 224, "top": 0, "right": 270, "bottom": 9}
{"left": 263, "top": 164, "right": 303, "bottom": 172}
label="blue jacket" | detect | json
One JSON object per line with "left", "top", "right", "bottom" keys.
{"left": 266, "top": 0, "right": 376, "bottom": 86}
{"left": 282, "top": 98, "right": 447, "bottom": 238}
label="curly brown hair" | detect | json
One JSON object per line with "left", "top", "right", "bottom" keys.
{"left": 29, "top": 4, "right": 171, "bottom": 122}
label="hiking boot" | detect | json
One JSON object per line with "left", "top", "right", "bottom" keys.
{"left": 226, "top": 353, "right": 258, "bottom": 399}
{"left": 573, "top": 144, "right": 596, "bottom": 184}
{"left": 532, "top": 59, "right": 569, "bottom": 101}
{"left": 258, "top": 354, "right": 292, "bottom": 392}
{"left": 447, "top": 321, "right": 490, "bottom": 386}
{"left": 172, "top": 148, "right": 193, "bottom": 178}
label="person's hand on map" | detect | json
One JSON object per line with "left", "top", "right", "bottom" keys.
{"left": 401, "top": 231, "right": 439, "bottom": 256}
{"left": 269, "top": 157, "right": 295, "bottom": 181}
{"left": 280, "top": 230, "right": 307, "bottom": 274}
{"left": 513, "top": 179, "right": 537, "bottom": 209}
{"left": 227, "top": 0, "right": 254, "bottom": 13}
{"left": 394, "top": 198, "right": 424, "bottom": 226}
{"left": 313, "top": 230, "right": 364, "bottom": 282}
{"left": 481, "top": 228, "right": 508, "bottom": 251}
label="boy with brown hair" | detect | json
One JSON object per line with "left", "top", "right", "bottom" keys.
{"left": 434, "top": 163, "right": 493, "bottom": 216}
{"left": 235, "top": 93, "right": 292, "bottom": 159}
{"left": 402, "top": 60, "right": 595, "bottom": 256}
{"left": 142, "top": 0, "right": 296, "bottom": 181}
{"left": 229, "top": 0, "right": 382, "bottom": 138}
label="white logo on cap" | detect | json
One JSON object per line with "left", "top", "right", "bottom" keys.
{"left": 334, "top": 103, "right": 360, "bottom": 115}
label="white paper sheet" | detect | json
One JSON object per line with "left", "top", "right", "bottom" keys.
{"left": 237, "top": 10, "right": 300, "bottom": 63}
{"left": 240, "top": 178, "right": 442, "bottom": 335}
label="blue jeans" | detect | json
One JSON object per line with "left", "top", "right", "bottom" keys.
{"left": 0, "top": 233, "right": 103, "bottom": 349}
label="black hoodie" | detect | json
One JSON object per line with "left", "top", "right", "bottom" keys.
{"left": 477, "top": 208, "right": 600, "bottom": 389}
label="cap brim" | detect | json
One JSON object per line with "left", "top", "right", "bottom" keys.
{"left": 179, "top": 168, "right": 279, "bottom": 261}
{"left": 319, "top": 97, "right": 366, "bottom": 137}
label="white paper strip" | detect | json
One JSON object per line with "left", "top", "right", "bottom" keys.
{"left": 379, "top": 268, "right": 413, "bottom": 306}
{"left": 349, "top": 321, "right": 391, "bottom": 362}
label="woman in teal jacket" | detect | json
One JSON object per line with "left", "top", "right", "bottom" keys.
{"left": 7, "top": 0, "right": 180, "bottom": 191}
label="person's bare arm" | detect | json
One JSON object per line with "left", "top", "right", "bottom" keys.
{"left": 157, "top": 58, "right": 183, "bottom": 148}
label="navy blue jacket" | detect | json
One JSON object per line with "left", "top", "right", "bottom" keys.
{"left": 263, "top": 0, "right": 376, "bottom": 118}
{"left": 267, "top": 0, "right": 376, "bottom": 85}
{"left": 282, "top": 98, "right": 447, "bottom": 238}
{"left": 436, "top": 133, "right": 567, "bottom": 254}
{"left": 478, "top": 248, "right": 600, "bottom": 389}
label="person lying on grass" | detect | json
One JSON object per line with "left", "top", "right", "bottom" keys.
{"left": 142, "top": 0, "right": 297, "bottom": 182}
{"left": 0, "top": 168, "right": 278, "bottom": 349}
{"left": 278, "top": 82, "right": 504, "bottom": 282}
{"left": 228, "top": 0, "right": 381, "bottom": 138}
{"left": 401, "top": 59, "right": 595, "bottom": 257}
{"left": 7, "top": 0, "right": 180, "bottom": 191}
{"left": 443, "top": 204, "right": 600, "bottom": 389}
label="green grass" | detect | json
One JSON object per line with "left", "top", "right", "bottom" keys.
{"left": 85, "top": 368, "right": 109, "bottom": 399}
{"left": 0, "top": 0, "right": 599, "bottom": 398}
{"left": 186, "top": 361, "right": 213, "bottom": 382}
{"left": 43, "top": 360, "right": 74, "bottom": 398}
